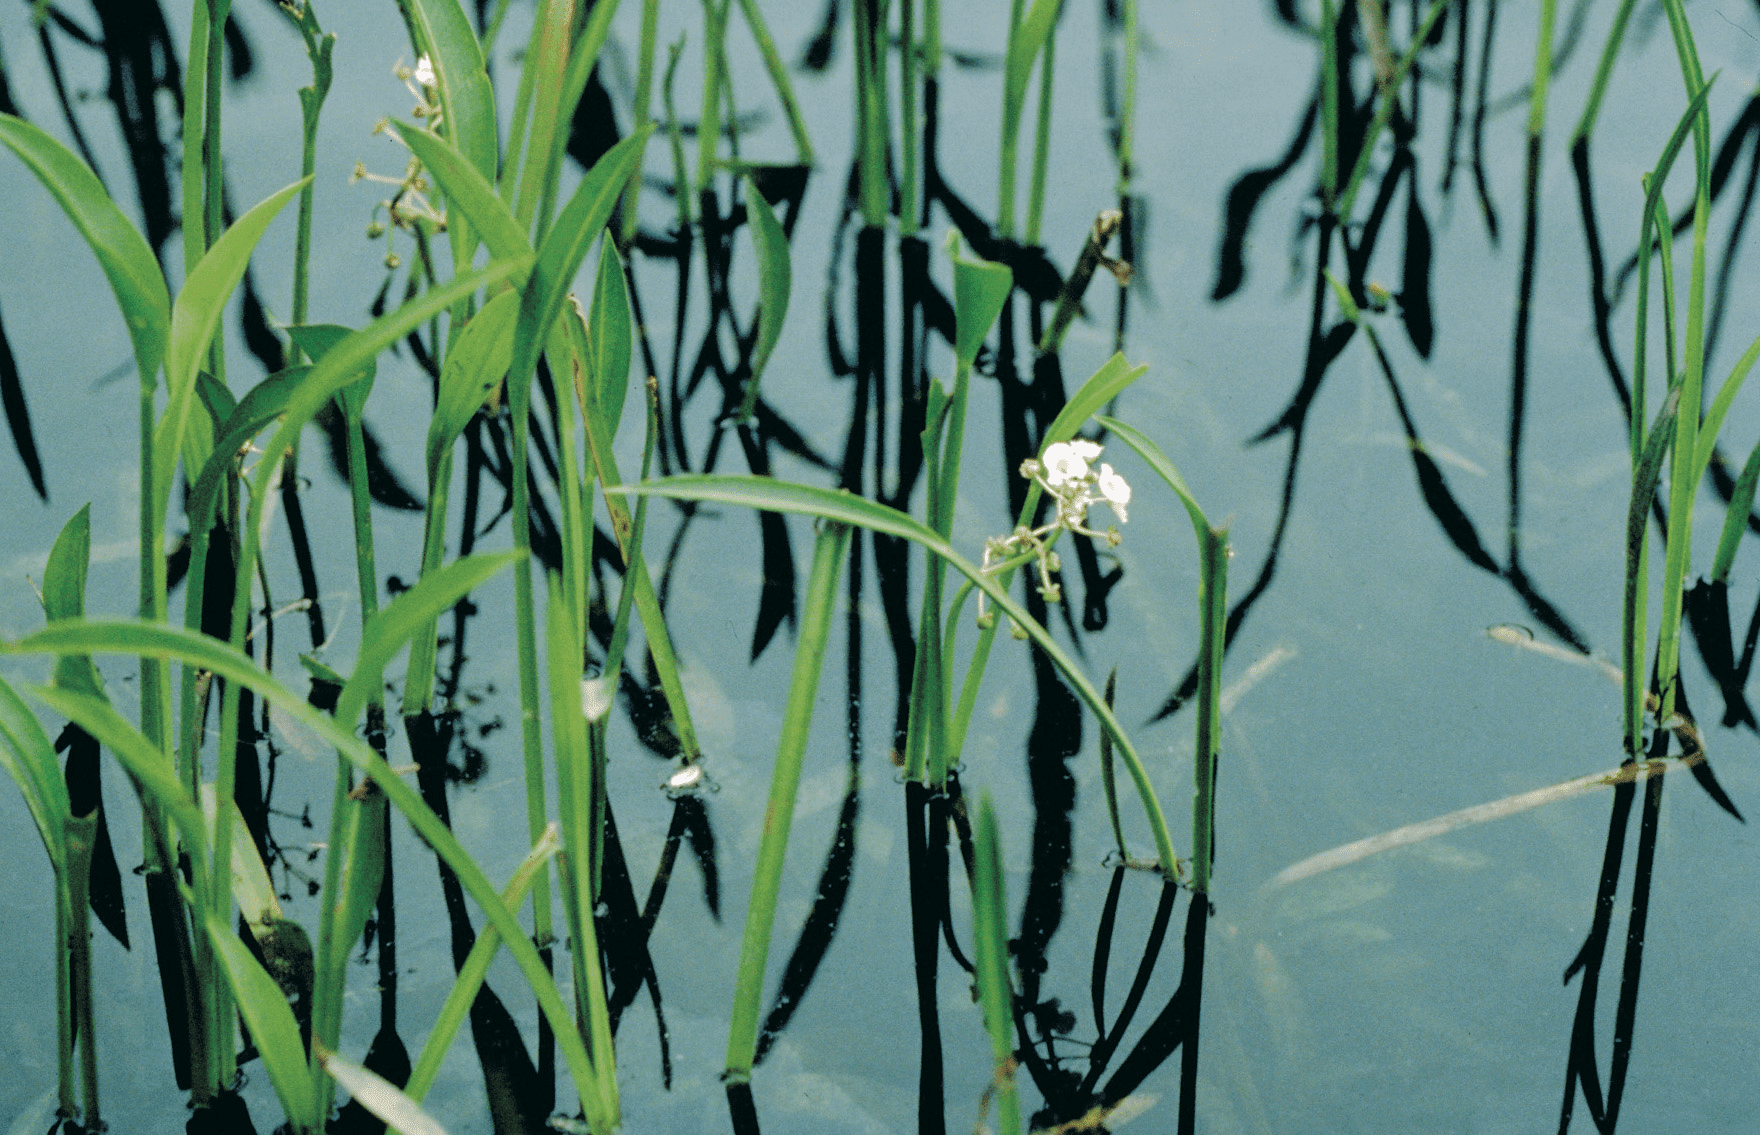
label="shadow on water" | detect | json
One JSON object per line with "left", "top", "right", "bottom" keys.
{"left": 13, "top": 1, "right": 1760, "bottom": 1132}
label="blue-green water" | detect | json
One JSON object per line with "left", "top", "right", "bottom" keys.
{"left": 4, "top": 3, "right": 1760, "bottom": 1133}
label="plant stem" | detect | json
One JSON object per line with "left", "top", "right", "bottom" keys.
{"left": 725, "top": 522, "right": 851, "bottom": 1084}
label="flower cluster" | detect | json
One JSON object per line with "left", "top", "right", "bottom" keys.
{"left": 353, "top": 57, "right": 448, "bottom": 268}
{"left": 978, "top": 439, "right": 1131, "bottom": 629}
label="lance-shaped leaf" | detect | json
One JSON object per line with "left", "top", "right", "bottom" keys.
{"left": 336, "top": 551, "right": 520, "bottom": 729}
{"left": 734, "top": 177, "right": 789, "bottom": 421}
{"left": 427, "top": 289, "right": 519, "bottom": 483}
{"left": 506, "top": 127, "right": 654, "bottom": 416}
{"left": 286, "top": 323, "right": 376, "bottom": 419}
{"left": 207, "top": 916, "right": 321, "bottom": 1132}
{"left": 395, "top": 122, "right": 530, "bottom": 266}
{"left": 155, "top": 178, "right": 310, "bottom": 512}
{"left": 950, "top": 232, "right": 1012, "bottom": 373}
{"left": 4, "top": 621, "right": 610, "bottom": 1121}
{"left": 400, "top": 0, "right": 497, "bottom": 182}
{"left": 0, "top": 114, "right": 170, "bottom": 387}
{"left": 0, "top": 674, "right": 69, "bottom": 873}
{"left": 587, "top": 241, "right": 634, "bottom": 433}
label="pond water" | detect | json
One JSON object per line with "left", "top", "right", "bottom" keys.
{"left": 4, "top": 2, "right": 1760, "bottom": 1133}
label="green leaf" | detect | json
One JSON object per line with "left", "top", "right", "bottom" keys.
{"left": 588, "top": 241, "right": 634, "bottom": 433}
{"left": 43, "top": 506, "right": 91, "bottom": 619}
{"left": 187, "top": 366, "right": 311, "bottom": 556}
{"left": 971, "top": 794, "right": 1020, "bottom": 1135}
{"left": 516, "top": 128, "right": 654, "bottom": 395}
{"left": 1713, "top": 432, "right": 1760, "bottom": 583}
{"left": 1044, "top": 353, "right": 1146, "bottom": 450}
{"left": 322, "top": 1047, "right": 452, "bottom": 1135}
{"left": 615, "top": 474, "right": 1181, "bottom": 877}
{"left": 26, "top": 684, "right": 205, "bottom": 857}
{"left": 737, "top": 176, "right": 790, "bottom": 417}
{"left": 1096, "top": 416, "right": 1211, "bottom": 544}
{"left": 249, "top": 257, "right": 530, "bottom": 519}
{"left": 156, "top": 178, "right": 310, "bottom": 513}
{"left": 725, "top": 521, "right": 850, "bottom": 1081}
{"left": 44, "top": 503, "right": 102, "bottom": 698}
{"left": 335, "top": 551, "right": 520, "bottom": 728}
{"left": 543, "top": 572, "right": 594, "bottom": 947}
{"left": 1003, "top": 0, "right": 1061, "bottom": 138}
{"left": 0, "top": 673, "right": 69, "bottom": 872}
{"left": 1692, "top": 328, "right": 1760, "bottom": 483}
{"left": 3, "top": 619, "right": 608, "bottom": 1120}
{"left": 319, "top": 787, "right": 387, "bottom": 993}
{"left": 949, "top": 233, "right": 1012, "bottom": 373}
{"left": 395, "top": 122, "right": 531, "bottom": 266}
{"left": 400, "top": 0, "right": 498, "bottom": 183}
{"left": 199, "top": 784, "right": 282, "bottom": 930}
{"left": 1625, "top": 388, "right": 1680, "bottom": 749}
{"left": 0, "top": 114, "right": 170, "bottom": 388}
{"left": 207, "top": 917, "right": 320, "bottom": 1131}
{"left": 287, "top": 322, "right": 376, "bottom": 419}
{"left": 428, "top": 290, "right": 519, "bottom": 482}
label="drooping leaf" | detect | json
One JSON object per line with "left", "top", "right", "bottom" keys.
{"left": 26, "top": 684, "right": 205, "bottom": 854}
{"left": 1095, "top": 416, "right": 1211, "bottom": 557}
{"left": 0, "top": 113, "right": 170, "bottom": 387}
{"left": 613, "top": 474, "right": 1179, "bottom": 876}
{"left": 3, "top": 620, "right": 610, "bottom": 1120}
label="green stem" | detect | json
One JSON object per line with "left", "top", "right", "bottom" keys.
{"left": 736, "top": 0, "right": 815, "bottom": 165}
{"left": 405, "top": 827, "right": 560, "bottom": 1102}
{"left": 900, "top": 0, "right": 920, "bottom": 237}
{"left": 725, "top": 523, "right": 851, "bottom": 1083}
{"left": 1190, "top": 527, "right": 1228, "bottom": 894}
{"left": 1024, "top": 28, "right": 1054, "bottom": 246}
{"left": 620, "top": 0, "right": 662, "bottom": 245}
{"left": 696, "top": 0, "right": 731, "bottom": 200}
{"left": 1569, "top": 0, "right": 1639, "bottom": 144}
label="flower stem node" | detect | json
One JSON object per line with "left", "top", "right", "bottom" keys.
{"left": 976, "top": 438, "right": 1132, "bottom": 628}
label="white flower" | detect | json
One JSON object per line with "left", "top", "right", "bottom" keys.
{"left": 1066, "top": 438, "right": 1103, "bottom": 462}
{"left": 1041, "top": 441, "right": 1091, "bottom": 488}
{"left": 412, "top": 55, "right": 437, "bottom": 88}
{"left": 1097, "top": 463, "right": 1131, "bottom": 523}
{"left": 581, "top": 676, "right": 613, "bottom": 722}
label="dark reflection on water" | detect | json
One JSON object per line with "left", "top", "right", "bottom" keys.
{"left": 11, "top": 0, "right": 1760, "bottom": 1131}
